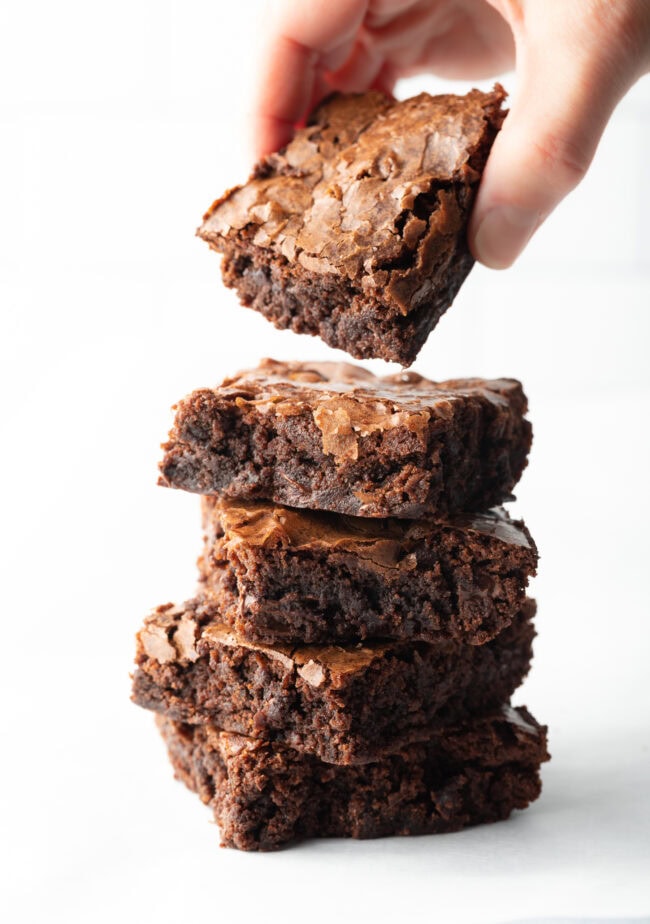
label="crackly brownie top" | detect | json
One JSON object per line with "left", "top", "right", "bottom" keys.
{"left": 209, "top": 358, "right": 526, "bottom": 465}
{"left": 199, "top": 87, "right": 506, "bottom": 300}
{"left": 203, "top": 496, "right": 534, "bottom": 570}
{"left": 138, "top": 600, "right": 398, "bottom": 685}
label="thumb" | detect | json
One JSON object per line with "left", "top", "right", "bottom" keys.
{"left": 469, "top": 17, "right": 642, "bottom": 269}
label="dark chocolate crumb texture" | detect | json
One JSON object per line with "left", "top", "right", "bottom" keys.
{"left": 198, "top": 86, "right": 506, "bottom": 365}
{"left": 199, "top": 496, "right": 537, "bottom": 645}
{"left": 157, "top": 705, "right": 548, "bottom": 850}
{"left": 132, "top": 597, "right": 535, "bottom": 765}
{"left": 159, "top": 358, "right": 532, "bottom": 520}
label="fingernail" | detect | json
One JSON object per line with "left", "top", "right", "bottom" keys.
{"left": 473, "top": 205, "right": 539, "bottom": 269}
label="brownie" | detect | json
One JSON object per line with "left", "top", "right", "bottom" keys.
{"left": 159, "top": 359, "right": 532, "bottom": 520}
{"left": 198, "top": 87, "right": 506, "bottom": 365}
{"left": 199, "top": 497, "right": 537, "bottom": 645}
{"left": 132, "top": 597, "right": 535, "bottom": 764}
{"left": 157, "top": 705, "right": 548, "bottom": 850}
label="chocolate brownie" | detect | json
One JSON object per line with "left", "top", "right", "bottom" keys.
{"left": 198, "top": 87, "right": 506, "bottom": 365}
{"left": 157, "top": 705, "right": 548, "bottom": 850}
{"left": 133, "top": 598, "right": 535, "bottom": 764}
{"left": 159, "top": 359, "right": 532, "bottom": 520}
{"left": 199, "top": 497, "right": 537, "bottom": 645}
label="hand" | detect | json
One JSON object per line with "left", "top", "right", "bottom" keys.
{"left": 253, "top": 0, "right": 650, "bottom": 268}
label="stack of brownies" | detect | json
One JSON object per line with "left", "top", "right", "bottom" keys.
{"left": 132, "top": 85, "right": 550, "bottom": 849}
{"left": 132, "top": 359, "right": 548, "bottom": 850}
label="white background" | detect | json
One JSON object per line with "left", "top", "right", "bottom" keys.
{"left": 1, "top": 2, "right": 649, "bottom": 922}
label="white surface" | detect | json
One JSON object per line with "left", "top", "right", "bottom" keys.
{"left": 1, "top": 2, "right": 649, "bottom": 922}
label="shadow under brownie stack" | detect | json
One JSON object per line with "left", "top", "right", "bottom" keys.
{"left": 132, "top": 359, "right": 549, "bottom": 850}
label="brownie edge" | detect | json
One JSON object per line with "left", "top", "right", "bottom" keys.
{"left": 158, "top": 705, "right": 549, "bottom": 851}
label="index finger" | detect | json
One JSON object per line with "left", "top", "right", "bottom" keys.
{"left": 254, "top": 0, "right": 369, "bottom": 157}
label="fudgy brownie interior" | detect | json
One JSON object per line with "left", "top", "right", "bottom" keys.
{"left": 199, "top": 496, "right": 537, "bottom": 645}
{"left": 159, "top": 358, "right": 532, "bottom": 520}
{"left": 158, "top": 705, "right": 549, "bottom": 850}
{"left": 133, "top": 597, "right": 536, "bottom": 764}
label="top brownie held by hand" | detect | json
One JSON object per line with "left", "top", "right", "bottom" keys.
{"left": 159, "top": 358, "right": 531, "bottom": 519}
{"left": 198, "top": 87, "right": 506, "bottom": 365}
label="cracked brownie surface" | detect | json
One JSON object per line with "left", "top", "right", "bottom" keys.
{"left": 159, "top": 358, "right": 532, "bottom": 520}
{"left": 198, "top": 87, "right": 506, "bottom": 365}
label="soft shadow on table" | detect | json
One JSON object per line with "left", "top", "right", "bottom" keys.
{"left": 501, "top": 918, "right": 650, "bottom": 924}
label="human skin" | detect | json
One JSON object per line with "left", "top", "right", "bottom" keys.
{"left": 252, "top": 0, "right": 650, "bottom": 268}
